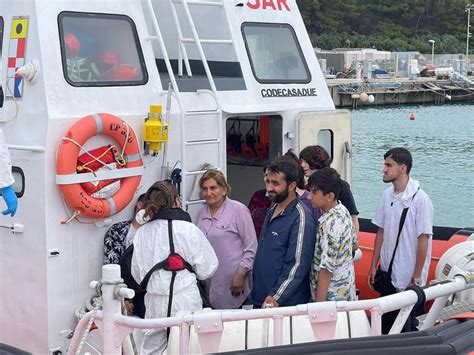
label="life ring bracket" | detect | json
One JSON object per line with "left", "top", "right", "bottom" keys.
{"left": 56, "top": 166, "right": 144, "bottom": 185}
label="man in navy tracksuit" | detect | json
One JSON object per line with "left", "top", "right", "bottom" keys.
{"left": 251, "top": 160, "right": 316, "bottom": 307}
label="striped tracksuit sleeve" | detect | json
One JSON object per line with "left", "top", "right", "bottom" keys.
{"left": 270, "top": 204, "right": 316, "bottom": 304}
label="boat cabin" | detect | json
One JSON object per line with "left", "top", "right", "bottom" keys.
{"left": 0, "top": 0, "right": 351, "bottom": 353}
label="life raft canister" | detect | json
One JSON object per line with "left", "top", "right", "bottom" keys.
{"left": 56, "top": 113, "right": 143, "bottom": 219}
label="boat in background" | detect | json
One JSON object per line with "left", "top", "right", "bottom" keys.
{"left": 356, "top": 219, "right": 473, "bottom": 300}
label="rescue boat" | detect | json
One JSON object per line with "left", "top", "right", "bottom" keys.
{"left": 0, "top": 1, "right": 472, "bottom": 354}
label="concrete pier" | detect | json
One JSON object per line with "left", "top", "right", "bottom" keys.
{"left": 327, "top": 77, "right": 474, "bottom": 108}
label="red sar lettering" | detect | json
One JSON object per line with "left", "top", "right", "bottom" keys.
{"left": 247, "top": 0, "right": 290, "bottom": 11}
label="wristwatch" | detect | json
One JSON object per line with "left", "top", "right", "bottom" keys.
{"left": 413, "top": 278, "right": 422, "bottom": 286}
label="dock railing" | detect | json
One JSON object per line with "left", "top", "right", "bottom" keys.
{"left": 67, "top": 265, "right": 473, "bottom": 355}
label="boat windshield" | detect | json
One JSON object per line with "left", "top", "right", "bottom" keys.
{"left": 58, "top": 12, "right": 148, "bottom": 87}
{"left": 242, "top": 22, "right": 310, "bottom": 84}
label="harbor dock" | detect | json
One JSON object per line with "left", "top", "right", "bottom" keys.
{"left": 327, "top": 77, "right": 474, "bottom": 108}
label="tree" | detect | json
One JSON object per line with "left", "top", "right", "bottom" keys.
{"left": 299, "top": 0, "right": 470, "bottom": 53}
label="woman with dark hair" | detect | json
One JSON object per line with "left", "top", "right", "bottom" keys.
{"left": 299, "top": 145, "right": 360, "bottom": 235}
{"left": 131, "top": 180, "right": 218, "bottom": 355}
{"left": 195, "top": 169, "right": 257, "bottom": 309}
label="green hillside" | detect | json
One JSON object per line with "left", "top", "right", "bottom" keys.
{"left": 299, "top": 0, "right": 472, "bottom": 53}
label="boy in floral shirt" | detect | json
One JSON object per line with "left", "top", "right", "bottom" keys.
{"left": 307, "top": 167, "right": 357, "bottom": 301}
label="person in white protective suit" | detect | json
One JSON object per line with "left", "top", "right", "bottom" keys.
{"left": 0, "top": 127, "right": 18, "bottom": 216}
{"left": 132, "top": 180, "right": 218, "bottom": 355}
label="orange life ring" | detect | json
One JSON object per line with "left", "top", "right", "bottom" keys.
{"left": 56, "top": 113, "right": 143, "bottom": 219}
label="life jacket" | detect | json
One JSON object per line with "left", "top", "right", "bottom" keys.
{"left": 138, "top": 218, "right": 195, "bottom": 299}
{"left": 140, "top": 210, "right": 197, "bottom": 328}
{"left": 226, "top": 119, "right": 242, "bottom": 157}
{"left": 241, "top": 122, "right": 257, "bottom": 160}
{"left": 119, "top": 219, "right": 195, "bottom": 321}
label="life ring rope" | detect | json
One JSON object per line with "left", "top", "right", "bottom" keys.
{"left": 61, "top": 137, "right": 122, "bottom": 173}
{"left": 56, "top": 113, "right": 143, "bottom": 220}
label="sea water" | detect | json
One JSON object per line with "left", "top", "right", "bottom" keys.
{"left": 352, "top": 103, "right": 474, "bottom": 228}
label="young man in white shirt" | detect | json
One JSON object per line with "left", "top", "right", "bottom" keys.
{"left": 368, "top": 147, "right": 433, "bottom": 334}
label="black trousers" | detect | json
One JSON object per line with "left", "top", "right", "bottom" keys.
{"left": 379, "top": 287, "right": 424, "bottom": 334}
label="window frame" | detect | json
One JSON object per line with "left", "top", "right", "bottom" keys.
{"left": 318, "top": 129, "right": 334, "bottom": 158}
{"left": 58, "top": 11, "right": 148, "bottom": 87}
{"left": 241, "top": 22, "right": 311, "bottom": 84}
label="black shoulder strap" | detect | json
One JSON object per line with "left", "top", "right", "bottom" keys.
{"left": 138, "top": 220, "right": 175, "bottom": 291}
{"left": 166, "top": 219, "right": 177, "bottom": 339}
{"left": 387, "top": 207, "right": 408, "bottom": 276}
{"left": 168, "top": 219, "right": 175, "bottom": 254}
{"left": 138, "top": 260, "right": 166, "bottom": 292}
{"left": 387, "top": 188, "right": 420, "bottom": 276}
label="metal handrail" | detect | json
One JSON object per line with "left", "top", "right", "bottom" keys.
{"left": 67, "top": 265, "right": 473, "bottom": 355}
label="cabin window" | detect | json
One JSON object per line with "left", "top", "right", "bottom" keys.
{"left": 242, "top": 23, "right": 310, "bottom": 84}
{"left": 0, "top": 167, "right": 25, "bottom": 198}
{"left": 58, "top": 12, "right": 148, "bottom": 87}
{"left": 11, "top": 167, "right": 25, "bottom": 198}
{"left": 318, "top": 129, "right": 334, "bottom": 158}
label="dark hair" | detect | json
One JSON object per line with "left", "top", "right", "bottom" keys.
{"left": 307, "top": 167, "right": 341, "bottom": 200}
{"left": 384, "top": 147, "right": 412, "bottom": 174}
{"left": 133, "top": 193, "right": 147, "bottom": 211}
{"left": 299, "top": 145, "right": 332, "bottom": 170}
{"left": 143, "top": 180, "right": 179, "bottom": 219}
{"left": 266, "top": 160, "right": 299, "bottom": 185}
{"left": 271, "top": 150, "right": 305, "bottom": 189}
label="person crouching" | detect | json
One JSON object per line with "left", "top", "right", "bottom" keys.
{"left": 131, "top": 180, "right": 218, "bottom": 354}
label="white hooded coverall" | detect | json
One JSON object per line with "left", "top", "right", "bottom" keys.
{"left": 132, "top": 217, "right": 218, "bottom": 354}
{"left": 0, "top": 127, "right": 14, "bottom": 188}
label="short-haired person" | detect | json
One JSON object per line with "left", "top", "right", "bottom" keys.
{"left": 299, "top": 145, "right": 359, "bottom": 235}
{"left": 307, "top": 168, "right": 357, "bottom": 302}
{"left": 131, "top": 181, "right": 218, "bottom": 354}
{"left": 195, "top": 169, "right": 257, "bottom": 309}
{"left": 368, "top": 147, "right": 433, "bottom": 334}
{"left": 251, "top": 160, "right": 316, "bottom": 308}
{"left": 248, "top": 150, "right": 319, "bottom": 239}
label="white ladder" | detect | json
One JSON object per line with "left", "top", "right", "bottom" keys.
{"left": 144, "top": 0, "right": 228, "bottom": 210}
{"left": 169, "top": 0, "right": 233, "bottom": 83}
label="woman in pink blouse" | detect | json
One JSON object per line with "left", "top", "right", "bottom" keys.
{"left": 195, "top": 169, "right": 257, "bottom": 309}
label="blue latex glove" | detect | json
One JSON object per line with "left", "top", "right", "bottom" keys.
{"left": 1, "top": 185, "right": 18, "bottom": 217}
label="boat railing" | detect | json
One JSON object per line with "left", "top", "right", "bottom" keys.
{"left": 67, "top": 264, "right": 473, "bottom": 355}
